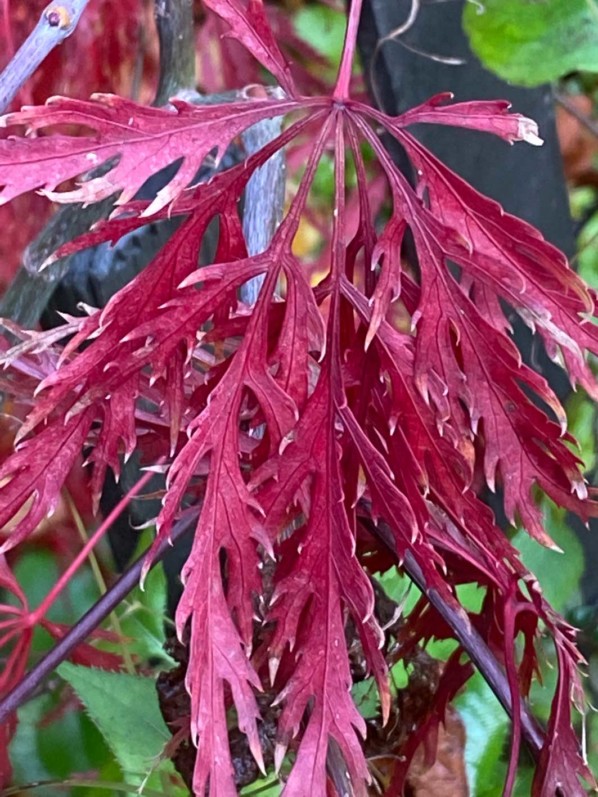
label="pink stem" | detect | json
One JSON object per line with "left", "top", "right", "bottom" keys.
{"left": 333, "top": 0, "right": 364, "bottom": 101}
{"left": 29, "top": 464, "right": 160, "bottom": 625}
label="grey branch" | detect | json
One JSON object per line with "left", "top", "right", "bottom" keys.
{"left": 241, "top": 99, "right": 286, "bottom": 305}
{"left": 154, "top": 0, "right": 196, "bottom": 106}
{"left": 0, "top": 0, "right": 199, "bottom": 326}
{"left": 0, "top": 0, "right": 92, "bottom": 115}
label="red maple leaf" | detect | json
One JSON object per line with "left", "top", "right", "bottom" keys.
{"left": 0, "top": 0, "right": 596, "bottom": 794}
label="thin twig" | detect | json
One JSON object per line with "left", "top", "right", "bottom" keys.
{"left": 1, "top": 777, "right": 171, "bottom": 797}
{"left": 402, "top": 550, "right": 544, "bottom": 757}
{"left": 555, "top": 91, "right": 598, "bottom": 140}
{"left": 368, "top": 0, "right": 464, "bottom": 112}
{"left": 0, "top": 514, "right": 196, "bottom": 725}
{"left": 64, "top": 490, "right": 136, "bottom": 674}
{"left": 360, "top": 513, "right": 546, "bottom": 760}
{"left": 0, "top": 0, "right": 91, "bottom": 114}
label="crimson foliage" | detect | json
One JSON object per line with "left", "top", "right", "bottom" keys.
{"left": 0, "top": 0, "right": 597, "bottom": 794}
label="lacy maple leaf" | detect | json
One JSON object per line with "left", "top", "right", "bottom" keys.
{"left": 0, "top": 0, "right": 596, "bottom": 795}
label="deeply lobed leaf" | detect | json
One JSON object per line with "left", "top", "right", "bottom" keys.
{"left": 0, "top": 1, "right": 597, "bottom": 794}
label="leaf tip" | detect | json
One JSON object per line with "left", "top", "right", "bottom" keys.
{"left": 517, "top": 116, "right": 543, "bottom": 147}
{"left": 269, "top": 655, "right": 280, "bottom": 685}
{"left": 274, "top": 742, "right": 287, "bottom": 773}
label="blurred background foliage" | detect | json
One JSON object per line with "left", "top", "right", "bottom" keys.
{"left": 1, "top": 0, "right": 598, "bottom": 794}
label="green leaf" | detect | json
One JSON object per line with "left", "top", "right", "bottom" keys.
{"left": 587, "top": 699, "right": 598, "bottom": 774}
{"left": 566, "top": 391, "right": 597, "bottom": 473}
{"left": 241, "top": 774, "right": 282, "bottom": 796}
{"left": 57, "top": 663, "right": 170, "bottom": 777}
{"left": 463, "top": 0, "right": 598, "bottom": 86}
{"left": 455, "top": 672, "right": 509, "bottom": 796}
{"left": 294, "top": 6, "right": 345, "bottom": 68}
{"left": 351, "top": 676, "right": 380, "bottom": 719}
{"left": 513, "top": 501, "right": 584, "bottom": 613}
{"left": 10, "top": 691, "right": 117, "bottom": 796}
{"left": 112, "top": 530, "right": 174, "bottom": 666}
{"left": 527, "top": 639, "right": 559, "bottom": 724}
{"left": 577, "top": 206, "right": 598, "bottom": 291}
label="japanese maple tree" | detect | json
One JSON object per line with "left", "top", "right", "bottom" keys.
{"left": 0, "top": 0, "right": 597, "bottom": 795}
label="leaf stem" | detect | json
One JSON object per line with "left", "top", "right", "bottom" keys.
{"left": 1, "top": 777, "right": 171, "bottom": 797}
{"left": 334, "top": 0, "right": 364, "bottom": 100}
{"left": 63, "top": 490, "right": 136, "bottom": 674}
{"left": 30, "top": 467, "right": 158, "bottom": 628}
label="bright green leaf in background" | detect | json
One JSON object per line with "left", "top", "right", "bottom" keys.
{"left": 107, "top": 529, "right": 175, "bottom": 667}
{"left": 513, "top": 501, "right": 584, "bottom": 614}
{"left": 463, "top": 0, "right": 598, "bottom": 86}
{"left": 294, "top": 5, "right": 345, "bottom": 69}
{"left": 10, "top": 691, "right": 117, "bottom": 797}
{"left": 455, "top": 672, "right": 508, "bottom": 797}
{"left": 57, "top": 664, "right": 170, "bottom": 780}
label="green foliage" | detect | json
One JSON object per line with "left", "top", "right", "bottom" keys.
{"left": 567, "top": 391, "right": 597, "bottom": 473}
{"left": 463, "top": 0, "right": 598, "bottom": 86}
{"left": 375, "top": 512, "right": 587, "bottom": 792}
{"left": 513, "top": 501, "right": 584, "bottom": 614}
{"left": 13, "top": 546, "right": 100, "bottom": 658}
{"left": 57, "top": 663, "right": 171, "bottom": 783}
{"left": 10, "top": 691, "right": 117, "bottom": 797}
{"left": 241, "top": 775, "right": 282, "bottom": 796}
{"left": 351, "top": 676, "right": 380, "bottom": 720}
{"left": 294, "top": 5, "right": 345, "bottom": 68}
{"left": 455, "top": 672, "right": 508, "bottom": 797}
{"left": 109, "top": 531, "right": 174, "bottom": 667}
{"left": 575, "top": 197, "right": 598, "bottom": 292}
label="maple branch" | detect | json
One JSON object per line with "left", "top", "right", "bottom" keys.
{"left": 402, "top": 550, "right": 544, "bottom": 756}
{"left": 0, "top": 514, "right": 196, "bottom": 724}
{"left": 0, "top": 0, "right": 91, "bottom": 114}
{"left": 154, "top": 0, "right": 196, "bottom": 105}
{"left": 361, "top": 514, "right": 545, "bottom": 759}
{"left": 241, "top": 103, "right": 286, "bottom": 303}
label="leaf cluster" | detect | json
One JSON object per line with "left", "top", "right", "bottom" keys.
{"left": 0, "top": 1, "right": 597, "bottom": 795}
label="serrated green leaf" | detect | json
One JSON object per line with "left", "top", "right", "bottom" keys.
{"left": 10, "top": 691, "right": 116, "bottom": 795}
{"left": 463, "top": 0, "right": 598, "bottom": 86}
{"left": 57, "top": 663, "right": 170, "bottom": 778}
